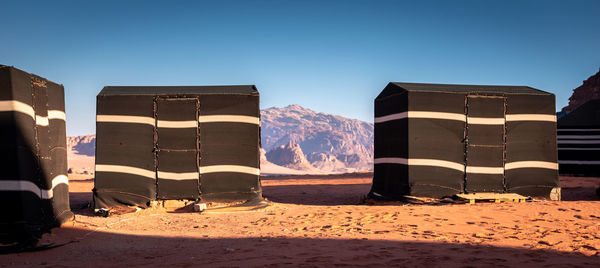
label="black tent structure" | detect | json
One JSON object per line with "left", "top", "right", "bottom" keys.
{"left": 557, "top": 99, "right": 600, "bottom": 176}
{"left": 93, "top": 86, "right": 262, "bottom": 211}
{"left": 370, "top": 82, "right": 560, "bottom": 200}
{"left": 0, "top": 65, "right": 72, "bottom": 245}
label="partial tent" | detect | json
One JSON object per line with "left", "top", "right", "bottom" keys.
{"left": 370, "top": 82, "right": 559, "bottom": 200}
{"left": 93, "top": 86, "right": 262, "bottom": 211}
{"left": 0, "top": 65, "right": 72, "bottom": 244}
{"left": 557, "top": 99, "right": 600, "bottom": 176}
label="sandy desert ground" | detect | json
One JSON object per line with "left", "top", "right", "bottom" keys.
{"left": 2, "top": 174, "right": 600, "bottom": 267}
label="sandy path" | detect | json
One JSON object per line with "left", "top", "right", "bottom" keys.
{"left": 2, "top": 175, "right": 600, "bottom": 267}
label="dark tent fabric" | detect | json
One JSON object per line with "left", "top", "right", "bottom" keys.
{"left": 93, "top": 86, "right": 262, "bottom": 210}
{"left": 0, "top": 65, "right": 72, "bottom": 244}
{"left": 370, "top": 82, "right": 559, "bottom": 200}
{"left": 557, "top": 99, "right": 600, "bottom": 176}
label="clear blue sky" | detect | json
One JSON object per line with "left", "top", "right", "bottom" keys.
{"left": 2, "top": 0, "right": 599, "bottom": 136}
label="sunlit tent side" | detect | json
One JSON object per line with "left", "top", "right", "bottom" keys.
{"left": 0, "top": 65, "right": 72, "bottom": 244}
{"left": 93, "top": 86, "right": 262, "bottom": 211}
{"left": 557, "top": 99, "right": 600, "bottom": 176}
{"left": 369, "top": 82, "right": 560, "bottom": 200}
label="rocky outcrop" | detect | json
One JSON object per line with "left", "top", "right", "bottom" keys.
{"left": 306, "top": 152, "right": 347, "bottom": 172}
{"left": 261, "top": 104, "right": 373, "bottom": 172}
{"left": 562, "top": 68, "right": 600, "bottom": 112}
{"left": 67, "top": 135, "right": 96, "bottom": 156}
{"left": 265, "top": 142, "right": 318, "bottom": 171}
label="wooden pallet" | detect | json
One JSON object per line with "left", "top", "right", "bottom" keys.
{"left": 456, "top": 193, "right": 528, "bottom": 204}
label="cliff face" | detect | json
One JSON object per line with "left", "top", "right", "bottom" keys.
{"left": 261, "top": 104, "right": 374, "bottom": 173}
{"left": 265, "top": 142, "right": 318, "bottom": 172}
{"left": 67, "top": 135, "right": 95, "bottom": 156}
{"left": 562, "top": 68, "right": 600, "bottom": 112}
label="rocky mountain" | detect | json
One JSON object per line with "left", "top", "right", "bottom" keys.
{"left": 67, "top": 104, "right": 375, "bottom": 174}
{"left": 261, "top": 104, "right": 374, "bottom": 173}
{"left": 562, "top": 68, "right": 600, "bottom": 112}
{"left": 67, "top": 135, "right": 95, "bottom": 156}
{"left": 265, "top": 142, "right": 320, "bottom": 172}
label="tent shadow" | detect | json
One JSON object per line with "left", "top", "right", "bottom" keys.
{"left": 262, "top": 183, "right": 371, "bottom": 206}
{"left": 2, "top": 226, "right": 599, "bottom": 267}
{"left": 69, "top": 192, "right": 94, "bottom": 216}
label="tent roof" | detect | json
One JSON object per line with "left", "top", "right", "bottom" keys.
{"left": 98, "top": 85, "right": 259, "bottom": 96}
{"left": 557, "top": 99, "right": 600, "bottom": 127}
{"left": 377, "top": 82, "right": 551, "bottom": 99}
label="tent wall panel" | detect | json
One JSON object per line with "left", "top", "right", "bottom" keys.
{"left": 371, "top": 82, "right": 559, "bottom": 199}
{"left": 557, "top": 100, "right": 600, "bottom": 176}
{"left": 408, "top": 91, "right": 466, "bottom": 113}
{"left": 371, "top": 164, "right": 409, "bottom": 199}
{"left": 200, "top": 123, "right": 259, "bottom": 167}
{"left": 506, "top": 94, "right": 556, "bottom": 114}
{"left": 0, "top": 65, "right": 72, "bottom": 243}
{"left": 93, "top": 86, "right": 261, "bottom": 209}
{"left": 408, "top": 119, "right": 465, "bottom": 163}
{"left": 506, "top": 168, "right": 559, "bottom": 194}
{"left": 199, "top": 172, "right": 261, "bottom": 201}
{"left": 157, "top": 150, "right": 199, "bottom": 200}
{"left": 408, "top": 167, "right": 463, "bottom": 197}
{"left": 373, "top": 120, "right": 408, "bottom": 158}
{"left": 372, "top": 90, "right": 409, "bottom": 199}
{"left": 200, "top": 94, "right": 259, "bottom": 117}
{"left": 95, "top": 124, "right": 155, "bottom": 168}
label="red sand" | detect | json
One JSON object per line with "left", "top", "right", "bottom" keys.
{"left": 2, "top": 175, "right": 599, "bottom": 267}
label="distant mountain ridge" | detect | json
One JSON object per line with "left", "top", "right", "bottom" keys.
{"left": 67, "top": 104, "right": 374, "bottom": 174}
{"left": 261, "top": 104, "right": 374, "bottom": 173}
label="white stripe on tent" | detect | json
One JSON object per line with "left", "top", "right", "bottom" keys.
{"left": 35, "top": 115, "right": 49, "bottom": 126}
{"left": 557, "top": 147, "right": 600, "bottom": 151}
{"left": 0, "top": 101, "right": 65, "bottom": 126}
{"left": 0, "top": 100, "right": 35, "bottom": 118}
{"left": 374, "top": 111, "right": 466, "bottom": 123}
{"left": 96, "top": 115, "right": 155, "bottom": 126}
{"left": 408, "top": 111, "right": 466, "bottom": 122}
{"left": 48, "top": 110, "right": 66, "bottom": 120}
{"left": 557, "top": 135, "right": 600, "bottom": 139}
{"left": 97, "top": 114, "right": 260, "bottom": 126}
{"left": 558, "top": 160, "right": 600, "bottom": 165}
{"left": 95, "top": 164, "right": 156, "bottom": 179}
{"left": 200, "top": 165, "right": 260, "bottom": 175}
{"left": 557, "top": 140, "right": 600, "bottom": 144}
{"left": 466, "top": 166, "right": 504, "bottom": 174}
{"left": 374, "top": 112, "right": 408, "bottom": 123}
{"left": 375, "top": 158, "right": 559, "bottom": 172}
{"left": 375, "top": 112, "right": 556, "bottom": 124}
{"left": 505, "top": 114, "right": 556, "bottom": 122}
{"left": 0, "top": 175, "right": 68, "bottom": 199}
{"left": 156, "top": 120, "right": 198, "bottom": 128}
{"left": 504, "top": 161, "right": 558, "bottom": 170}
{"left": 374, "top": 157, "right": 464, "bottom": 172}
{"left": 467, "top": 117, "right": 505, "bottom": 125}
{"left": 95, "top": 164, "right": 260, "bottom": 177}
{"left": 157, "top": 171, "right": 199, "bottom": 180}
{"left": 198, "top": 115, "right": 260, "bottom": 125}
{"left": 557, "top": 128, "right": 600, "bottom": 132}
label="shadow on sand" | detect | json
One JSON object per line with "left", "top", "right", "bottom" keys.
{"left": 262, "top": 183, "right": 371, "bottom": 206}
{"left": 2, "top": 227, "right": 599, "bottom": 267}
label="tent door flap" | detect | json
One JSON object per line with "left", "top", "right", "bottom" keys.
{"left": 465, "top": 95, "right": 506, "bottom": 193}
{"left": 155, "top": 98, "right": 200, "bottom": 199}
